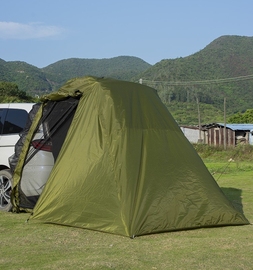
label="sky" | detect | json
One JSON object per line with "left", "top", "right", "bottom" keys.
{"left": 1, "top": 0, "right": 253, "bottom": 68}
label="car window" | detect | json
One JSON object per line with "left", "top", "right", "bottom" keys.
{"left": 0, "top": 108, "right": 7, "bottom": 135}
{"left": 2, "top": 109, "right": 28, "bottom": 135}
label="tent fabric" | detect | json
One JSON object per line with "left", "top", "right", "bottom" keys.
{"left": 9, "top": 103, "right": 41, "bottom": 174}
{"left": 13, "top": 76, "right": 249, "bottom": 237}
{"left": 11, "top": 98, "right": 79, "bottom": 211}
{"left": 12, "top": 104, "right": 44, "bottom": 212}
{"left": 39, "top": 98, "right": 79, "bottom": 160}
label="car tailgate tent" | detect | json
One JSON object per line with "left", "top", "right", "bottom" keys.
{"left": 12, "top": 76, "right": 249, "bottom": 237}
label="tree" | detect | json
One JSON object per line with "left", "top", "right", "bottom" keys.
{"left": 228, "top": 109, "right": 253, "bottom": 123}
{"left": 0, "top": 81, "right": 35, "bottom": 103}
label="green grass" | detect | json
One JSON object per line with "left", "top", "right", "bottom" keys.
{"left": 1, "top": 149, "right": 253, "bottom": 269}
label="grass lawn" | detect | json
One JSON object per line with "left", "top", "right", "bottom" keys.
{"left": 1, "top": 158, "right": 253, "bottom": 269}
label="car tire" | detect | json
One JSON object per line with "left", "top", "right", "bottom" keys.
{"left": 0, "top": 169, "right": 13, "bottom": 212}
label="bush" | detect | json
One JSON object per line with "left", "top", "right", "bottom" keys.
{"left": 193, "top": 143, "right": 253, "bottom": 162}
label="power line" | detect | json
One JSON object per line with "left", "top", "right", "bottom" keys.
{"left": 140, "top": 74, "right": 253, "bottom": 86}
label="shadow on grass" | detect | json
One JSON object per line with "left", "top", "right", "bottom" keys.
{"left": 221, "top": 187, "right": 245, "bottom": 214}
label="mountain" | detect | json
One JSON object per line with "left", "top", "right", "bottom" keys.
{"left": 42, "top": 56, "right": 151, "bottom": 86}
{"left": 0, "top": 60, "right": 54, "bottom": 95}
{"left": 136, "top": 35, "right": 253, "bottom": 124}
{"left": 0, "top": 56, "right": 151, "bottom": 96}
{"left": 1, "top": 35, "right": 253, "bottom": 125}
{"left": 139, "top": 35, "right": 253, "bottom": 81}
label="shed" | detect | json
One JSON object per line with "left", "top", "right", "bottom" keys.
{"left": 180, "top": 125, "right": 205, "bottom": 144}
{"left": 202, "top": 123, "right": 253, "bottom": 147}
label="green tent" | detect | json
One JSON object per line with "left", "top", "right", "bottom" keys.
{"left": 12, "top": 76, "right": 249, "bottom": 237}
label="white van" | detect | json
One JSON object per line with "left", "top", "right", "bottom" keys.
{"left": 0, "top": 103, "right": 34, "bottom": 211}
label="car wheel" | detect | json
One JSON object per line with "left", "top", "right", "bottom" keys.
{"left": 0, "top": 169, "right": 13, "bottom": 212}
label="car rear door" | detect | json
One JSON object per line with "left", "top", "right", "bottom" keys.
{"left": 0, "top": 107, "right": 29, "bottom": 167}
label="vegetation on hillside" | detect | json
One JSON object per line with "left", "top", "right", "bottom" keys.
{"left": 137, "top": 35, "right": 253, "bottom": 124}
{"left": 228, "top": 109, "right": 253, "bottom": 123}
{"left": 0, "top": 60, "right": 52, "bottom": 95}
{"left": 42, "top": 56, "right": 151, "bottom": 87}
{"left": 0, "top": 81, "right": 35, "bottom": 103}
{"left": 0, "top": 56, "right": 151, "bottom": 95}
{"left": 165, "top": 101, "right": 224, "bottom": 125}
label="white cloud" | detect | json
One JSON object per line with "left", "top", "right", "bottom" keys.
{"left": 0, "top": 21, "right": 64, "bottom": 39}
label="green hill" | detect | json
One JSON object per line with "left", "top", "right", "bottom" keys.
{"left": 0, "top": 60, "right": 53, "bottom": 95}
{"left": 136, "top": 35, "right": 253, "bottom": 124}
{"left": 42, "top": 56, "right": 151, "bottom": 86}
{"left": 0, "top": 56, "right": 151, "bottom": 96}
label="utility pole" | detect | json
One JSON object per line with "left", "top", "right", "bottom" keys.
{"left": 224, "top": 97, "right": 227, "bottom": 150}
{"left": 196, "top": 96, "right": 202, "bottom": 143}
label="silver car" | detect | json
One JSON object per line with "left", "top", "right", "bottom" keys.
{"left": 19, "top": 125, "right": 54, "bottom": 201}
